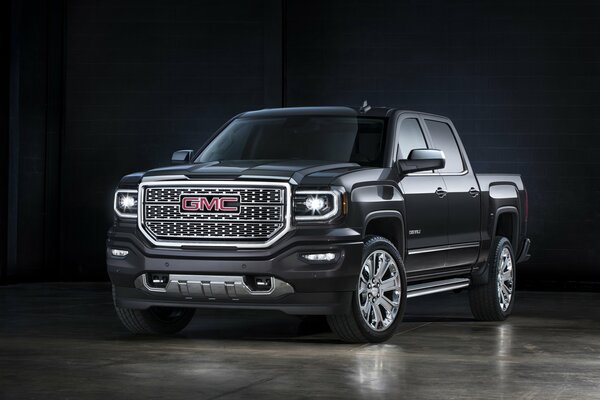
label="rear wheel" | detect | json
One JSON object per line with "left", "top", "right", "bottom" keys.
{"left": 112, "top": 286, "right": 195, "bottom": 334}
{"left": 327, "top": 236, "right": 407, "bottom": 343}
{"left": 469, "top": 236, "right": 516, "bottom": 321}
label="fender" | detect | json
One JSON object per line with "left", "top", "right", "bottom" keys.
{"left": 363, "top": 210, "right": 406, "bottom": 258}
{"left": 492, "top": 206, "right": 520, "bottom": 249}
{"left": 351, "top": 184, "right": 403, "bottom": 202}
{"left": 349, "top": 183, "right": 406, "bottom": 257}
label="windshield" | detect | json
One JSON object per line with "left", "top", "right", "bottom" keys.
{"left": 196, "top": 116, "right": 387, "bottom": 166}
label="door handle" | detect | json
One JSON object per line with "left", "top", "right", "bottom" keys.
{"left": 469, "top": 187, "right": 480, "bottom": 197}
{"left": 435, "top": 187, "right": 447, "bottom": 198}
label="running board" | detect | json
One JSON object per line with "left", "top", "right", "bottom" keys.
{"left": 407, "top": 278, "right": 471, "bottom": 299}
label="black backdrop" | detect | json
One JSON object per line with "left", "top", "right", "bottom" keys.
{"left": 4, "top": 0, "right": 599, "bottom": 286}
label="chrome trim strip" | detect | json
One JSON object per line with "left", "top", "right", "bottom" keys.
{"left": 407, "top": 278, "right": 470, "bottom": 298}
{"left": 407, "top": 241, "right": 479, "bottom": 255}
{"left": 136, "top": 274, "right": 294, "bottom": 299}
{"left": 238, "top": 175, "right": 290, "bottom": 181}
{"left": 137, "top": 180, "right": 292, "bottom": 249}
{"left": 141, "top": 174, "right": 191, "bottom": 182}
{"left": 407, "top": 170, "right": 469, "bottom": 177}
{"left": 113, "top": 189, "right": 138, "bottom": 219}
{"left": 294, "top": 189, "right": 341, "bottom": 221}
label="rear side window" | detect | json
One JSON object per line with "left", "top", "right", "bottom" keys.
{"left": 425, "top": 120, "right": 464, "bottom": 173}
{"left": 397, "top": 118, "right": 427, "bottom": 159}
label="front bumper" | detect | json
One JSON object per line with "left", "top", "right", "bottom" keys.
{"left": 107, "top": 222, "right": 363, "bottom": 315}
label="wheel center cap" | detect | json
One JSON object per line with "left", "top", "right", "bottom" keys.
{"left": 370, "top": 286, "right": 380, "bottom": 297}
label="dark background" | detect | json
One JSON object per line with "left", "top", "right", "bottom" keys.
{"left": 3, "top": 0, "right": 599, "bottom": 287}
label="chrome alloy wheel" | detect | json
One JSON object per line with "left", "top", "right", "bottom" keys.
{"left": 358, "top": 250, "right": 402, "bottom": 331}
{"left": 497, "top": 247, "right": 514, "bottom": 312}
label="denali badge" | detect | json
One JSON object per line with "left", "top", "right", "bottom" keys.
{"left": 180, "top": 195, "right": 240, "bottom": 213}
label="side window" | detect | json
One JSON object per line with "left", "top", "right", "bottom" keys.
{"left": 397, "top": 118, "right": 427, "bottom": 159}
{"left": 425, "top": 120, "right": 465, "bottom": 173}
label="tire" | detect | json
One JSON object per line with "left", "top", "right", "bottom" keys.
{"left": 112, "top": 286, "right": 195, "bottom": 334}
{"left": 327, "top": 236, "right": 407, "bottom": 343}
{"left": 469, "top": 236, "right": 516, "bottom": 321}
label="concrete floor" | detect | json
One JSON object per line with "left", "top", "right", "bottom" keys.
{"left": 0, "top": 284, "right": 599, "bottom": 399}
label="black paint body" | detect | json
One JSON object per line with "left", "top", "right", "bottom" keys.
{"left": 108, "top": 107, "right": 529, "bottom": 314}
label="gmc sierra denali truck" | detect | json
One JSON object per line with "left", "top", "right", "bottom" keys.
{"left": 107, "top": 105, "right": 531, "bottom": 343}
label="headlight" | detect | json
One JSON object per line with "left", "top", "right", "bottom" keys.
{"left": 114, "top": 189, "right": 138, "bottom": 218}
{"left": 294, "top": 189, "right": 342, "bottom": 221}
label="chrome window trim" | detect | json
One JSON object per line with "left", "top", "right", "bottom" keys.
{"left": 294, "top": 189, "right": 341, "bottom": 221}
{"left": 137, "top": 180, "right": 292, "bottom": 249}
{"left": 114, "top": 189, "right": 138, "bottom": 219}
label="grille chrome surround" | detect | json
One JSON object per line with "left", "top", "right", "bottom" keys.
{"left": 138, "top": 181, "right": 292, "bottom": 248}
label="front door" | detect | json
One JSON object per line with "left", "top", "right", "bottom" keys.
{"left": 423, "top": 118, "right": 481, "bottom": 268}
{"left": 395, "top": 116, "right": 448, "bottom": 274}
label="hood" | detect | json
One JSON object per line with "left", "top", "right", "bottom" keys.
{"left": 121, "top": 160, "right": 367, "bottom": 187}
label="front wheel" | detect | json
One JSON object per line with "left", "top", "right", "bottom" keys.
{"left": 112, "top": 286, "right": 195, "bottom": 334}
{"left": 327, "top": 236, "right": 407, "bottom": 343}
{"left": 469, "top": 236, "right": 516, "bottom": 321}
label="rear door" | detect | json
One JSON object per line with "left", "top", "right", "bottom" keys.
{"left": 396, "top": 115, "right": 448, "bottom": 274}
{"left": 422, "top": 117, "right": 481, "bottom": 268}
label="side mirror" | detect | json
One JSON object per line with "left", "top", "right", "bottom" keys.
{"left": 396, "top": 149, "right": 445, "bottom": 174}
{"left": 171, "top": 149, "right": 194, "bottom": 165}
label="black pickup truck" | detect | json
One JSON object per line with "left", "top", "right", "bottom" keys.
{"left": 107, "top": 106, "right": 530, "bottom": 343}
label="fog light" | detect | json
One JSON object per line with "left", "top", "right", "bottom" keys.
{"left": 300, "top": 252, "right": 338, "bottom": 263}
{"left": 111, "top": 248, "right": 129, "bottom": 258}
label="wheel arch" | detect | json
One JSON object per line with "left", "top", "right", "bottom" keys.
{"left": 493, "top": 206, "right": 519, "bottom": 249}
{"left": 363, "top": 210, "right": 406, "bottom": 258}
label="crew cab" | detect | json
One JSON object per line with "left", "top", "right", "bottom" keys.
{"left": 107, "top": 105, "right": 531, "bottom": 342}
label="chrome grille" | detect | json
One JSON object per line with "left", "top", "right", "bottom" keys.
{"left": 145, "top": 204, "right": 281, "bottom": 221}
{"left": 145, "top": 222, "right": 282, "bottom": 239}
{"left": 146, "top": 187, "right": 281, "bottom": 203}
{"left": 139, "top": 182, "right": 290, "bottom": 247}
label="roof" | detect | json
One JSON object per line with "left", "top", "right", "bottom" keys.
{"left": 239, "top": 106, "right": 447, "bottom": 120}
{"left": 241, "top": 106, "right": 356, "bottom": 118}
{"left": 240, "top": 106, "right": 396, "bottom": 118}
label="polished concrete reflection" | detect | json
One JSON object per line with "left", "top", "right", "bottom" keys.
{"left": 1, "top": 283, "right": 599, "bottom": 399}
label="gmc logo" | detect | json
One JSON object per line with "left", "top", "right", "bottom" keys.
{"left": 180, "top": 195, "right": 240, "bottom": 213}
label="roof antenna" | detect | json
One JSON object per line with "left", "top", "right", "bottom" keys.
{"left": 359, "top": 100, "right": 371, "bottom": 113}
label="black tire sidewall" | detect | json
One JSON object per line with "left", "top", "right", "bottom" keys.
{"left": 142, "top": 307, "right": 195, "bottom": 334}
{"left": 351, "top": 236, "right": 407, "bottom": 342}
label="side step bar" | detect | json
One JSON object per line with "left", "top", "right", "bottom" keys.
{"left": 407, "top": 278, "right": 471, "bottom": 299}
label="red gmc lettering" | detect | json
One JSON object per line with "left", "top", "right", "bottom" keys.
{"left": 181, "top": 196, "right": 238, "bottom": 212}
